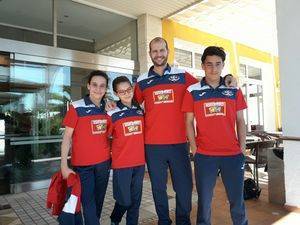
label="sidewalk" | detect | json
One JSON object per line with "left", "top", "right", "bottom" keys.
{"left": 0, "top": 171, "right": 299, "bottom": 225}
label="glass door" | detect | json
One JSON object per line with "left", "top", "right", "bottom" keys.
{"left": 0, "top": 58, "right": 137, "bottom": 193}
{"left": 0, "top": 61, "right": 72, "bottom": 193}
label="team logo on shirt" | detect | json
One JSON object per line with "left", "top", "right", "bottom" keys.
{"left": 136, "top": 110, "right": 143, "bottom": 115}
{"left": 222, "top": 90, "right": 234, "bottom": 97}
{"left": 123, "top": 120, "right": 142, "bottom": 136}
{"left": 91, "top": 119, "right": 107, "bottom": 134}
{"left": 153, "top": 89, "right": 174, "bottom": 104}
{"left": 199, "top": 92, "right": 206, "bottom": 97}
{"left": 204, "top": 102, "right": 226, "bottom": 117}
{"left": 168, "top": 75, "right": 180, "bottom": 82}
{"left": 147, "top": 79, "right": 154, "bottom": 85}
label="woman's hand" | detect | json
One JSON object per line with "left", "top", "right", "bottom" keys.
{"left": 61, "top": 165, "right": 75, "bottom": 179}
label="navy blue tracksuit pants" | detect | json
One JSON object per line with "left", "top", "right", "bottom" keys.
{"left": 74, "top": 160, "right": 110, "bottom": 225}
{"left": 146, "top": 143, "right": 193, "bottom": 225}
{"left": 110, "top": 165, "right": 145, "bottom": 225}
{"left": 194, "top": 153, "right": 248, "bottom": 225}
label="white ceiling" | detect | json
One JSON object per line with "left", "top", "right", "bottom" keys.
{"left": 72, "top": 0, "right": 200, "bottom": 18}
{"left": 0, "top": 0, "right": 278, "bottom": 55}
{"left": 169, "top": 0, "right": 278, "bottom": 55}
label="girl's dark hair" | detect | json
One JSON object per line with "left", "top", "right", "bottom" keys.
{"left": 112, "top": 76, "right": 141, "bottom": 109}
{"left": 112, "top": 76, "right": 132, "bottom": 92}
{"left": 87, "top": 70, "right": 109, "bottom": 86}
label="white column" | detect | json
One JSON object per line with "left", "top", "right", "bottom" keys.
{"left": 276, "top": 0, "right": 300, "bottom": 207}
{"left": 137, "top": 14, "right": 162, "bottom": 74}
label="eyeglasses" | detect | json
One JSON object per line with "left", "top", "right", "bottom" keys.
{"left": 116, "top": 87, "right": 133, "bottom": 95}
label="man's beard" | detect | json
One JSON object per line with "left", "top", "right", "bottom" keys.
{"left": 152, "top": 57, "right": 168, "bottom": 67}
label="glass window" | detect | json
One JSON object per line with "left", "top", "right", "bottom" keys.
{"left": 194, "top": 53, "right": 203, "bottom": 70}
{"left": 0, "top": 0, "right": 52, "bottom": 46}
{"left": 0, "top": 0, "right": 138, "bottom": 61}
{"left": 248, "top": 65, "right": 262, "bottom": 80}
{"left": 97, "top": 36, "right": 132, "bottom": 60}
{"left": 239, "top": 64, "right": 247, "bottom": 77}
{"left": 175, "top": 48, "right": 192, "bottom": 68}
{"left": 57, "top": 1, "right": 137, "bottom": 60}
{"left": 240, "top": 64, "right": 262, "bottom": 80}
{"left": 239, "top": 63, "right": 264, "bottom": 131}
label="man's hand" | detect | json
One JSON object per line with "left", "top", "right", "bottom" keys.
{"left": 241, "top": 146, "right": 247, "bottom": 156}
{"left": 224, "top": 74, "right": 238, "bottom": 87}
{"left": 105, "top": 100, "right": 117, "bottom": 111}
{"left": 190, "top": 144, "right": 197, "bottom": 156}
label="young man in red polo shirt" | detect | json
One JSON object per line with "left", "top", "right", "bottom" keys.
{"left": 182, "top": 46, "right": 248, "bottom": 225}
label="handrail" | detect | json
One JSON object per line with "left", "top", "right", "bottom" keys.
{"left": 280, "top": 136, "right": 300, "bottom": 141}
{"left": 248, "top": 131, "right": 300, "bottom": 142}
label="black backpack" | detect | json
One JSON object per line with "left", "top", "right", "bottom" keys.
{"left": 243, "top": 178, "right": 261, "bottom": 200}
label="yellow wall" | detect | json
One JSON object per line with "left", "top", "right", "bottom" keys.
{"left": 273, "top": 56, "right": 282, "bottom": 129}
{"left": 162, "top": 19, "right": 238, "bottom": 75}
{"left": 162, "top": 19, "right": 281, "bottom": 130}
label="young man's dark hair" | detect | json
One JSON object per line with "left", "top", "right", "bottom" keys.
{"left": 201, "top": 46, "right": 226, "bottom": 63}
{"left": 87, "top": 70, "right": 109, "bottom": 86}
{"left": 149, "top": 37, "right": 169, "bottom": 51}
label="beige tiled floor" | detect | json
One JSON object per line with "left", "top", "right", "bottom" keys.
{"left": 0, "top": 171, "right": 299, "bottom": 225}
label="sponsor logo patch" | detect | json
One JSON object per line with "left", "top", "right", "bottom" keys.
{"left": 123, "top": 120, "right": 142, "bottom": 136}
{"left": 153, "top": 89, "right": 174, "bottom": 104}
{"left": 91, "top": 119, "right": 107, "bottom": 134}
{"left": 204, "top": 102, "right": 226, "bottom": 117}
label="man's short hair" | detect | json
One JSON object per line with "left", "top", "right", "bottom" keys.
{"left": 149, "top": 37, "right": 169, "bottom": 51}
{"left": 201, "top": 46, "right": 226, "bottom": 63}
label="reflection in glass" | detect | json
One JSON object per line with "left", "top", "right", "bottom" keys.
{"left": 0, "top": 0, "right": 138, "bottom": 60}
{"left": 0, "top": 62, "right": 135, "bottom": 193}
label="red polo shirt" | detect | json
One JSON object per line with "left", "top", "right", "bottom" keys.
{"left": 182, "top": 78, "right": 247, "bottom": 156}
{"left": 134, "top": 64, "right": 198, "bottom": 144}
{"left": 107, "top": 101, "right": 145, "bottom": 169}
{"left": 63, "top": 96, "right": 111, "bottom": 166}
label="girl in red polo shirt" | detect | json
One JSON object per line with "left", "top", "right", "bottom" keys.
{"left": 60, "top": 70, "right": 111, "bottom": 225}
{"left": 107, "top": 76, "right": 145, "bottom": 225}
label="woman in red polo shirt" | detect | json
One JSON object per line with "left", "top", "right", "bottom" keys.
{"left": 60, "top": 70, "right": 111, "bottom": 225}
{"left": 107, "top": 76, "right": 145, "bottom": 225}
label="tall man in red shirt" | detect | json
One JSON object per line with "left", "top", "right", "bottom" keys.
{"left": 182, "top": 46, "right": 248, "bottom": 225}
{"left": 134, "top": 37, "right": 197, "bottom": 225}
